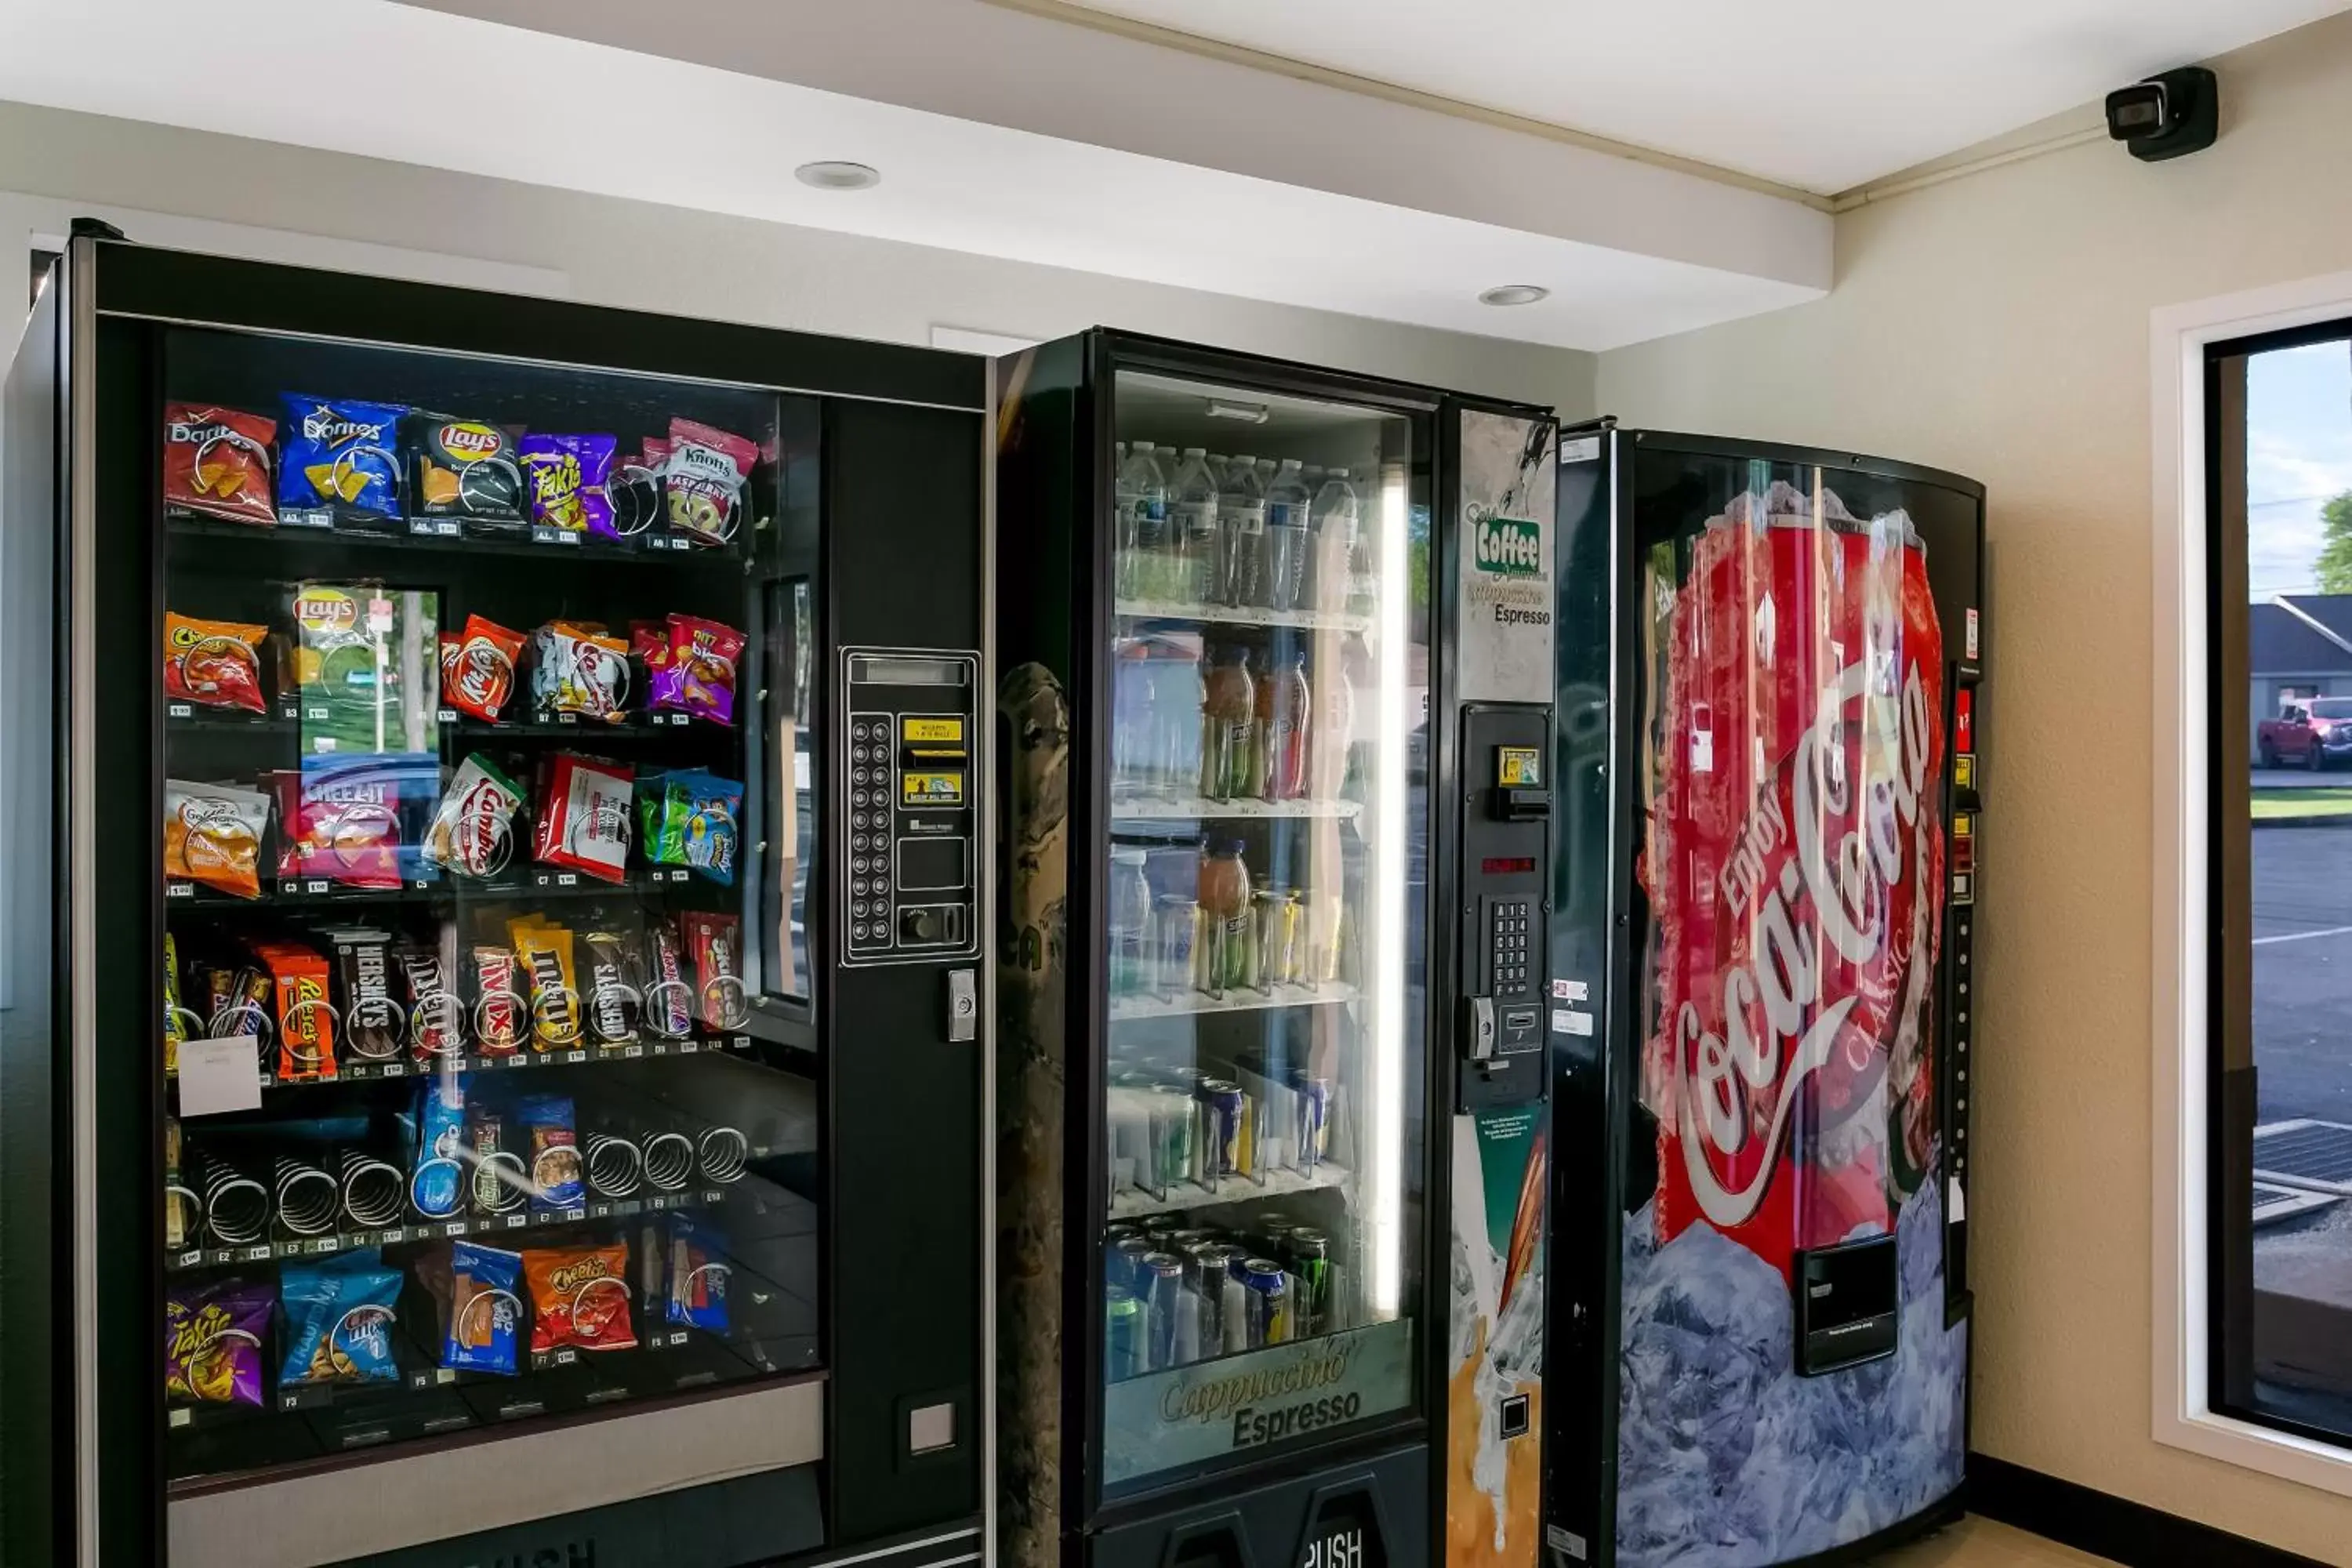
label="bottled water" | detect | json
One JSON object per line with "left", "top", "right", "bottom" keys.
{"left": 1168, "top": 448, "right": 1221, "bottom": 608}
{"left": 1115, "top": 442, "right": 1168, "bottom": 601}
{"left": 1308, "top": 467, "right": 1359, "bottom": 612}
{"left": 1262, "top": 459, "right": 1312, "bottom": 612}
{"left": 1345, "top": 466, "right": 1380, "bottom": 618}
{"left": 1215, "top": 454, "right": 1266, "bottom": 608}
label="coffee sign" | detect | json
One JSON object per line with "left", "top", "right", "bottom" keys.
{"left": 1102, "top": 1318, "right": 1415, "bottom": 1486}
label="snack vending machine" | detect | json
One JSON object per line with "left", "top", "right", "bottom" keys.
{"left": 0, "top": 234, "right": 991, "bottom": 1568}
{"left": 1544, "top": 427, "right": 1986, "bottom": 1568}
{"left": 993, "top": 330, "right": 1559, "bottom": 1568}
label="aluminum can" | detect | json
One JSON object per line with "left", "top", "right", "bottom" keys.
{"left": 1105, "top": 1287, "right": 1146, "bottom": 1381}
{"left": 1255, "top": 888, "right": 1301, "bottom": 990}
{"left": 1147, "top": 1083, "right": 1198, "bottom": 1192}
{"left": 1290, "top": 1071, "right": 1333, "bottom": 1171}
{"left": 1285, "top": 1227, "right": 1333, "bottom": 1338}
{"left": 1186, "top": 1240, "right": 1243, "bottom": 1356}
{"left": 1109, "top": 1234, "right": 1152, "bottom": 1295}
{"left": 1199, "top": 1078, "right": 1245, "bottom": 1180}
{"left": 1235, "top": 1255, "right": 1290, "bottom": 1346}
{"left": 1137, "top": 1250, "right": 1188, "bottom": 1369}
{"left": 1254, "top": 1210, "right": 1300, "bottom": 1258}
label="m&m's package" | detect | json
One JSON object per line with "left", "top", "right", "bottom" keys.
{"left": 280, "top": 396, "right": 406, "bottom": 528}
{"left": 163, "top": 403, "right": 277, "bottom": 526}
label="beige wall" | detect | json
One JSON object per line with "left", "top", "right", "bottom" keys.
{"left": 0, "top": 100, "right": 1594, "bottom": 416}
{"left": 1598, "top": 12, "right": 2352, "bottom": 1560}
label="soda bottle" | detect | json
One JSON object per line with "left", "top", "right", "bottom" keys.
{"left": 1216, "top": 455, "right": 1266, "bottom": 608}
{"left": 1308, "top": 643, "right": 1356, "bottom": 800}
{"left": 1308, "top": 467, "right": 1359, "bottom": 614}
{"left": 1198, "top": 646, "right": 1258, "bottom": 802}
{"left": 1116, "top": 442, "right": 1169, "bottom": 602}
{"left": 1197, "top": 837, "right": 1254, "bottom": 996}
{"left": 1258, "top": 647, "right": 1310, "bottom": 800}
{"left": 1168, "top": 448, "right": 1221, "bottom": 608}
{"left": 1262, "top": 459, "right": 1312, "bottom": 612}
{"left": 1109, "top": 846, "right": 1152, "bottom": 997}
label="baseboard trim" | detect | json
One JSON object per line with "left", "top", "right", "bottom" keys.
{"left": 1967, "top": 1453, "right": 2333, "bottom": 1567}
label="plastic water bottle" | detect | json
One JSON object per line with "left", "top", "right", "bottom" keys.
{"left": 1262, "top": 459, "right": 1312, "bottom": 612}
{"left": 1116, "top": 442, "right": 1168, "bottom": 602}
{"left": 1345, "top": 465, "right": 1380, "bottom": 618}
{"left": 1216, "top": 455, "right": 1266, "bottom": 608}
{"left": 1168, "top": 448, "right": 1221, "bottom": 608}
{"left": 1308, "top": 467, "right": 1359, "bottom": 612}
{"left": 1109, "top": 846, "right": 1152, "bottom": 997}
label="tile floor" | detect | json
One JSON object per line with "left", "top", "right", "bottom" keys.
{"left": 1870, "top": 1519, "right": 2114, "bottom": 1566}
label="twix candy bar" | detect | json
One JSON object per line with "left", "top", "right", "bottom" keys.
{"left": 471, "top": 945, "right": 524, "bottom": 1056}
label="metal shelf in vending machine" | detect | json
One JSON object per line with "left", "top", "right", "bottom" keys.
{"left": 0, "top": 233, "right": 991, "bottom": 1568}
{"left": 995, "top": 328, "right": 1563, "bottom": 1568}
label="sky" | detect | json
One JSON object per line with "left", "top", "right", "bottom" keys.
{"left": 2246, "top": 339, "right": 2352, "bottom": 600}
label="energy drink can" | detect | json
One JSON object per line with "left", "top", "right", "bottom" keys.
{"left": 1290, "top": 1071, "right": 1333, "bottom": 1172}
{"left": 1186, "top": 1240, "right": 1243, "bottom": 1356}
{"left": 1166, "top": 1227, "right": 1219, "bottom": 1251}
{"left": 1109, "top": 1235, "right": 1152, "bottom": 1294}
{"left": 1148, "top": 1083, "right": 1198, "bottom": 1189}
{"left": 1137, "top": 1251, "right": 1187, "bottom": 1370}
{"left": 1254, "top": 1211, "right": 1300, "bottom": 1258}
{"left": 1200, "top": 1078, "right": 1245, "bottom": 1181}
{"left": 1236, "top": 1256, "right": 1290, "bottom": 1347}
{"left": 1285, "top": 1227, "right": 1333, "bottom": 1338}
{"left": 1105, "top": 1287, "right": 1145, "bottom": 1381}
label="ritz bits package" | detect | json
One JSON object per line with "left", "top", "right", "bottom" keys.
{"left": 164, "top": 614, "right": 270, "bottom": 714}
{"left": 534, "top": 753, "right": 633, "bottom": 883}
{"left": 524, "top": 1240, "right": 637, "bottom": 1354}
{"left": 646, "top": 615, "right": 745, "bottom": 724}
{"left": 407, "top": 413, "right": 523, "bottom": 532}
{"left": 165, "top": 779, "right": 269, "bottom": 899}
{"left": 663, "top": 418, "right": 757, "bottom": 546}
{"left": 279, "top": 396, "right": 406, "bottom": 528}
{"left": 440, "top": 615, "right": 525, "bottom": 724}
{"left": 163, "top": 403, "right": 277, "bottom": 527}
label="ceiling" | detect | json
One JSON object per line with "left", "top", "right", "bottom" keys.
{"left": 1055, "top": 0, "right": 2352, "bottom": 194}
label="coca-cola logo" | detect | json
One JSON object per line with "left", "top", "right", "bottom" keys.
{"left": 1671, "top": 655, "right": 1936, "bottom": 1230}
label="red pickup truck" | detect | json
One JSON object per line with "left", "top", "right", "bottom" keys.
{"left": 2259, "top": 697, "right": 2352, "bottom": 769}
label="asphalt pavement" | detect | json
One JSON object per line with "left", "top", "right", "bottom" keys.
{"left": 2253, "top": 823, "right": 2352, "bottom": 1123}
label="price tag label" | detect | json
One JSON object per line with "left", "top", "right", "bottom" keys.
{"left": 437, "top": 708, "right": 459, "bottom": 724}
{"left": 241, "top": 1245, "right": 273, "bottom": 1262}
{"left": 564, "top": 1050, "right": 586, "bottom": 1064}
{"left": 169, "top": 1408, "right": 191, "bottom": 1428}
{"left": 177, "top": 1250, "right": 201, "bottom": 1269}
{"left": 503, "top": 1214, "right": 527, "bottom": 1229}
{"left": 622, "top": 1046, "right": 642, "bottom": 1059}
{"left": 382, "top": 1062, "right": 406, "bottom": 1077}
{"left": 165, "top": 883, "right": 193, "bottom": 900}
{"left": 677, "top": 1041, "right": 699, "bottom": 1054}
{"left": 167, "top": 702, "right": 192, "bottom": 719}
{"left": 557, "top": 873, "right": 578, "bottom": 887}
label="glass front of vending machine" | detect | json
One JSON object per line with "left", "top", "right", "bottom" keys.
{"left": 996, "top": 330, "right": 1558, "bottom": 1568}
{"left": 1, "top": 236, "right": 989, "bottom": 1568}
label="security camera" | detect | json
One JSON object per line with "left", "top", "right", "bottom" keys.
{"left": 2105, "top": 67, "right": 2218, "bottom": 162}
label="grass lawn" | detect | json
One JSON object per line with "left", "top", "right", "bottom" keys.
{"left": 2252, "top": 787, "right": 2352, "bottom": 819}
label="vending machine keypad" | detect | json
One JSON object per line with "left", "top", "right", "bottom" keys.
{"left": 1489, "top": 898, "right": 1534, "bottom": 998}
{"left": 840, "top": 649, "right": 981, "bottom": 967}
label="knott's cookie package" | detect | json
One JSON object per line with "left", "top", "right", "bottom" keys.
{"left": 1639, "top": 483, "right": 1945, "bottom": 1277}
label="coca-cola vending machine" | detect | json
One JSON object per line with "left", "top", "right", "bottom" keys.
{"left": 1544, "top": 427, "right": 1984, "bottom": 1568}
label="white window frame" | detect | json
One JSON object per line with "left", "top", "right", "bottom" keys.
{"left": 2153, "top": 266, "right": 2352, "bottom": 1495}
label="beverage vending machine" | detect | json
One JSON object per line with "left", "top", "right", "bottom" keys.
{"left": 0, "top": 233, "right": 992, "bottom": 1568}
{"left": 993, "top": 330, "right": 1561, "bottom": 1568}
{"left": 1544, "top": 427, "right": 1987, "bottom": 1568}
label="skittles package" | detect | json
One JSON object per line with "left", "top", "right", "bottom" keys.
{"left": 279, "top": 396, "right": 406, "bottom": 528}
{"left": 524, "top": 1240, "right": 637, "bottom": 1353}
{"left": 279, "top": 1249, "right": 403, "bottom": 1388}
{"left": 407, "top": 413, "right": 523, "bottom": 530}
{"left": 165, "top": 1276, "right": 272, "bottom": 1406}
{"left": 519, "top": 434, "right": 617, "bottom": 538}
{"left": 163, "top": 403, "right": 277, "bottom": 527}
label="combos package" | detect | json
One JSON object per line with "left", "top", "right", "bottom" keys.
{"left": 165, "top": 1276, "right": 272, "bottom": 1406}
{"left": 423, "top": 754, "right": 524, "bottom": 880}
{"left": 280, "top": 396, "right": 405, "bottom": 528}
{"left": 163, "top": 403, "right": 277, "bottom": 527}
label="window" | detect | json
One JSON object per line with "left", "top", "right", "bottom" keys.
{"left": 2209, "top": 324, "right": 2352, "bottom": 1451}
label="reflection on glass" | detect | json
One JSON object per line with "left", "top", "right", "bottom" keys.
{"left": 158, "top": 327, "right": 822, "bottom": 1489}
{"left": 1098, "top": 372, "right": 1424, "bottom": 1494}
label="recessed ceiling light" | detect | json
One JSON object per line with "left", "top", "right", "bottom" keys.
{"left": 1479, "top": 284, "right": 1549, "bottom": 307}
{"left": 795, "top": 161, "right": 880, "bottom": 191}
